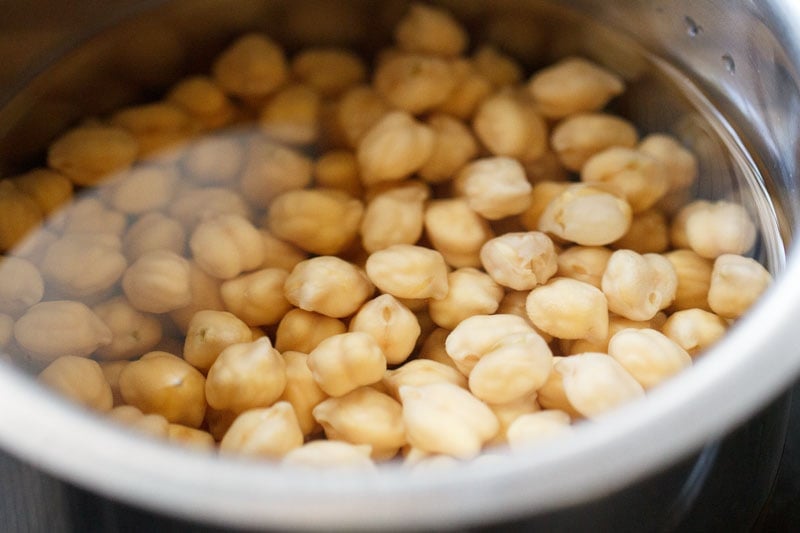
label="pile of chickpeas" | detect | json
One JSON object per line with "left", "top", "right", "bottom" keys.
{"left": 0, "top": 3, "right": 773, "bottom": 470}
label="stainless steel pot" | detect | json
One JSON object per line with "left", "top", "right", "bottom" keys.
{"left": 1, "top": 0, "right": 799, "bottom": 530}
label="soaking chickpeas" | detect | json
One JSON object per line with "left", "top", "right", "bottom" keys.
{"left": 0, "top": 257, "right": 44, "bottom": 315}
{"left": 38, "top": 356, "right": 113, "bottom": 412}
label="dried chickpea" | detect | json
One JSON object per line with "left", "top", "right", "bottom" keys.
{"left": 183, "top": 310, "right": 252, "bottom": 372}
{"left": 601, "top": 250, "right": 677, "bottom": 321}
{"left": 0, "top": 257, "right": 44, "bottom": 315}
{"left": 168, "top": 424, "right": 216, "bottom": 451}
{"left": 472, "top": 92, "right": 547, "bottom": 161}
{"left": 383, "top": 359, "right": 468, "bottom": 400}
{"left": 93, "top": 297, "right": 162, "bottom": 361}
{"left": 259, "top": 84, "right": 321, "bottom": 145}
{"left": 472, "top": 45, "right": 523, "bottom": 87}
{"left": 14, "top": 301, "right": 112, "bottom": 362}
{"left": 110, "top": 102, "right": 196, "bottom": 158}
{"left": 12, "top": 169, "right": 73, "bottom": 215}
{"left": 119, "top": 351, "right": 206, "bottom": 427}
{"left": 519, "top": 181, "right": 572, "bottom": 232}
{"left": 556, "top": 246, "right": 612, "bottom": 289}
{"left": 429, "top": 268, "right": 503, "bottom": 330}
{"left": 282, "top": 441, "right": 375, "bottom": 470}
{"left": 399, "top": 383, "right": 499, "bottom": 459}
{"left": 612, "top": 209, "right": 670, "bottom": 254}
{"left": 212, "top": 33, "right": 288, "bottom": 99}
{"left": 291, "top": 47, "right": 366, "bottom": 97}
{"left": 349, "top": 294, "right": 420, "bottom": 365}
{"left": 526, "top": 278, "right": 609, "bottom": 342}
{"left": 424, "top": 198, "right": 494, "bottom": 268}
{"left": 0, "top": 182, "right": 43, "bottom": 252}
{"left": 445, "top": 314, "right": 535, "bottom": 375}
{"left": 266, "top": 189, "right": 363, "bottom": 256}
{"left": 662, "top": 308, "right": 728, "bottom": 356}
{"left": 418, "top": 113, "right": 478, "bottom": 184}
{"left": 168, "top": 187, "right": 251, "bottom": 230}
{"left": 220, "top": 268, "right": 291, "bottom": 326}
{"left": 374, "top": 54, "right": 455, "bottom": 115}
{"left": 360, "top": 182, "right": 428, "bottom": 253}
{"left": 219, "top": 402, "right": 303, "bottom": 458}
{"left": 638, "top": 134, "right": 698, "bottom": 192}
{"left": 527, "top": 57, "right": 624, "bottom": 119}
{"left": 607, "top": 328, "right": 692, "bottom": 389}
{"left": 47, "top": 125, "right": 138, "bottom": 186}
{"left": 205, "top": 337, "right": 287, "bottom": 413}
{"left": 190, "top": 214, "right": 265, "bottom": 280}
{"left": 307, "top": 332, "right": 387, "bottom": 397}
{"left": 61, "top": 197, "right": 127, "bottom": 237}
{"left": 239, "top": 139, "right": 313, "bottom": 209}
{"left": 708, "top": 254, "right": 772, "bottom": 319}
{"left": 313, "top": 387, "right": 406, "bottom": 460}
{"left": 181, "top": 134, "right": 244, "bottom": 185}
{"left": 664, "top": 249, "right": 713, "bottom": 311}
{"left": 280, "top": 350, "right": 328, "bottom": 435}
{"left": 394, "top": 3, "right": 467, "bottom": 57}
{"left": 166, "top": 76, "right": 236, "bottom": 130}
{"left": 38, "top": 356, "right": 113, "bottom": 412}
{"left": 506, "top": 410, "right": 572, "bottom": 450}
{"left": 581, "top": 147, "right": 669, "bottom": 213}
{"left": 284, "top": 256, "right": 373, "bottom": 318}
{"left": 357, "top": 111, "right": 435, "bottom": 185}
{"left": 108, "top": 405, "right": 170, "bottom": 438}
{"left": 335, "top": 85, "right": 390, "bottom": 148}
{"left": 108, "top": 165, "right": 179, "bottom": 214}
{"left": 676, "top": 200, "right": 757, "bottom": 259}
{"left": 123, "top": 212, "right": 186, "bottom": 262}
{"left": 169, "top": 261, "right": 225, "bottom": 333}
{"left": 275, "top": 309, "right": 346, "bottom": 354}
{"left": 538, "top": 184, "right": 633, "bottom": 246}
{"left": 550, "top": 112, "right": 638, "bottom": 171}
{"left": 480, "top": 232, "right": 557, "bottom": 291}
{"left": 455, "top": 157, "right": 532, "bottom": 220}
{"left": 122, "top": 250, "right": 192, "bottom": 313}
{"left": 314, "top": 150, "right": 362, "bottom": 197}
{"left": 365, "top": 244, "right": 449, "bottom": 300}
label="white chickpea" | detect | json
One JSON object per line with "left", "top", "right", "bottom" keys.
{"left": 612, "top": 209, "right": 670, "bottom": 254}
{"left": 183, "top": 310, "right": 253, "bottom": 372}
{"left": 47, "top": 125, "right": 138, "bottom": 186}
{"left": 550, "top": 112, "right": 638, "bottom": 171}
{"left": 123, "top": 212, "right": 185, "bottom": 262}
{"left": 122, "top": 250, "right": 192, "bottom": 314}
{"left": 638, "top": 134, "right": 698, "bottom": 192}
{"left": 168, "top": 187, "right": 251, "bottom": 231}
{"left": 429, "top": 268, "right": 504, "bottom": 330}
{"left": 42, "top": 233, "right": 127, "bottom": 299}
{"left": 365, "top": 244, "right": 449, "bottom": 300}
{"left": 418, "top": 114, "right": 478, "bottom": 183}
{"left": 93, "top": 297, "right": 163, "bottom": 361}
{"left": 480, "top": 232, "right": 557, "bottom": 290}
{"left": 607, "top": 328, "right": 692, "bottom": 389}
{"left": 454, "top": 157, "right": 532, "bottom": 220}
{"left": 166, "top": 76, "right": 236, "bottom": 130}
{"left": 38, "top": 355, "right": 113, "bottom": 412}
{"left": 313, "top": 387, "right": 406, "bottom": 460}
{"left": 444, "top": 313, "right": 536, "bottom": 375}
{"left": 383, "top": 359, "right": 468, "bottom": 400}
{"left": 349, "top": 294, "right": 420, "bottom": 365}
{"left": 307, "top": 332, "right": 387, "bottom": 397}
{"left": 259, "top": 84, "right": 321, "bottom": 145}
{"left": 280, "top": 350, "right": 328, "bottom": 435}
{"left": 205, "top": 337, "right": 287, "bottom": 413}
{"left": 424, "top": 198, "right": 494, "bottom": 268}
{"left": 212, "top": 33, "right": 288, "bottom": 99}
{"left": 394, "top": 3, "right": 468, "bottom": 57}
{"left": 14, "top": 300, "right": 112, "bottom": 362}
{"left": 472, "top": 45, "right": 523, "bottom": 87}
{"left": 220, "top": 268, "right": 292, "bottom": 326}
{"left": 399, "top": 383, "right": 499, "bottom": 459}
{"left": 219, "top": 402, "right": 303, "bottom": 458}
{"left": 284, "top": 256, "right": 374, "bottom": 318}
{"left": 506, "top": 410, "right": 573, "bottom": 450}
{"left": 0, "top": 257, "right": 44, "bottom": 315}
{"left": 374, "top": 54, "right": 456, "bottom": 115}
{"left": 190, "top": 214, "right": 265, "bottom": 280}
{"left": 601, "top": 250, "right": 677, "bottom": 321}
{"left": 664, "top": 249, "right": 713, "bottom": 311}
{"left": 472, "top": 92, "right": 547, "bottom": 161}
{"left": 266, "top": 189, "right": 363, "bottom": 256}
{"left": 526, "top": 278, "right": 609, "bottom": 342}
{"left": 538, "top": 184, "right": 633, "bottom": 246}
{"left": 527, "top": 57, "right": 624, "bottom": 119}
{"left": 556, "top": 246, "right": 612, "bottom": 289}
{"left": 108, "top": 164, "right": 179, "bottom": 214}
{"left": 291, "top": 47, "right": 366, "bottom": 96}
{"left": 662, "top": 308, "right": 728, "bottom": 356}
{"left": 282, "top": 441, "right": 375, "bottom": 470}
{"left": 707, "top": 254, "right": 772, "bottom": 319}
{"left": 181, "top": 134, "right": 244, "bottom": 185}
{"left": 110, "top": 102, "right": 196, "bottom": 158}
{"left": 240, "top": 139, "right": 313, "bottom": 209}
{"left": 677, "top": 200, "right": 757, "bottom": 259}
{"left": 275, "top": 309, "right": 346, "bottom": 354}
{"left": 168, "top": 260, "right": 225, "bottom": 333}
{"left": 335, "top": 85, "right": 390, "bottom": 148}
{"left": 360, "top": 182, "right": 428, "bottom": 253}
{"left": 108, "top": 405, "right": 170, "bottom": 438}
{"left": 357, "top": 111, "right": 435, "bottom": 185}
{"left": 581, "top": 147, "right": 669, "bottom": 213}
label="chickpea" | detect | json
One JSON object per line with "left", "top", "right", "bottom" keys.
{"left": 480, "top": 232, "right": 557, "bottom": 291}
{"left": 38, "top": 356, "right": 113, "bottom": 412}
{"left": 455, "top": 157, "right": 532, "bottom": 220}
{"left": 418, "top": 114, "right": 478, "bottom": 184}
{"left": 166, "top": 76, "right": 236, "bottom": 130}
{"left": 550, "top": 113, "right": 638, "bottom": 172}
{"left": 15, "top": 301, "right": 112, "bottom": 362}
{"left": 638, "top": 134, "right": 698, "bottom": 192}
{"left": 527, "top": 57, "right": 624, "bottom": 119}
{"left": 168, "top": 424, "right": 216, "bottom": 451}
{"left": 284, "top": 256, "right": 373, "bottom": 318}
{"left": 0, "top": 183, "right": 43, "bottom": 252}
{"left": 12, "top": 168, "right": 73, "bottom": 215}
{"left": 365, "top": 244, "right": 449, "bottom": 300}
{"left": 360, "top": 182, "right": 428, "bottom": 253}
{"left": 108, "top": 164, "right": 179, "bottom": 214}
{"left": 119, "top": 351, "right": 206, "bottom": 427}
{"left": 168, "top": 187, "right": 251, "bottom": 231}
{"left": 445, "top": 313, "right": 536, "bottom": 375}
{"left": 110, "top": 102, "right": 196, "bottom": 158}
{"left": 472, "top": 92, "right": 547, "bottom": 161}
{"left": 418, "top": 328, "right": 459, "bottom": 370}
{"left": 536, "top": 358, "right": 582, "bottom": 418}
{"left": 472, "top": 45, "right": 523, "bottom": 87}
{"left": 122, "top": 250, "right": 192, "bottom": 314}
{"left": 212, "top": 33, "right": 288, "bottom": 99}
{"left": 357, "top": 111, "right": 435, "bottom": 185}
{"left": 523, "top": 150, "right": 570, "bottom": 184}
{"left": 123, "top": 212, "right": 186, "bottom": 262}
{"left": 169, "top": 261, "right": 225, "bottom": 333}
{"left": 47, "top": 125, "right": 138, "bottom": 186}
{"left": 347, "top": 294, "right": 419, "bottom": 366}
{"left": 266, "top": 189, "right": 363, "bottom": 256}
{"left": 519, "top": 181, "right": 572, "bottom": 232}
{"left": 506, "top": 410, "right": 572, "bottom": 450}
{"left": 581, "top": 147, "right": 669, "bottom": 213}
{"left": 190, "top": 214, "right": 265, "bottom": 280}
{"left": 314, "top": 151, "right": 361, "bottom": 198}
{"left": 607, "top": 328, "right": 692, "bottom": 389}
{"left": 0, "top": 313, "right": 13, "bottom": 351}
{"left": 675, "top": 200, "right": 757, "bottom": 259}
{"left": 561, "top": 312, "right": 664, "bottom": 356}
{"left": 219, "top": 402, "right": 303, "bottom": 458}
{"left": 275, "top": 309, "right": 346, "bottom": 354}
{"left": 664, "top": 249, "right": 713, "bottom": 311}
{"left": 282, "top": 441, "right": 375, "bottom": 470}
{"left": 257, "top": 230, "right": 307, "bottom": 272}
{"left": 280, "top": 350, "right": 328, "bottom": 435}
{"left": 183, "top": 310, "right": 252, "bottom": 372}
{"left": 220, "top": 268, "right": 291, "bottom": 326}
{"left": 662, "top": 308, "right": 728, "bottom": 356}
{"left": 313, "top": 387, "right": 406, "bottom": 460}
{"left": 707, "top": 254, "right": 772, "bottom": 319}
{"left": 383, "top": 359, "right": 468, "bottom": 400}
{"left": 556, "top": 246, "right": 612, "bottom": 289}
{"left": 205, "top": 337, "right": 287, "bottom": 413}
{"left": 394, "top": 3, "right": 467, "bottom": 57}
{"left": 424, "top": 198, "right": 494, "bottom": 268}
{"left": 601, "top": 250, "right": 677, "bottom": 321}
{"left": 108, "top": 405, "right": 170, "bottom": 438}
{"left": 241, "top": 137, "right": 314, "bottom": 207}
{"left": 399, "top": 383, "right": 499, "bottom": 459}
{"left": 259, "top": 84, "right": 321, "bottom": 145}
{"left": 100, "top": 360, "right": 128, "bottom": 406}
{"left": 435, "top": 59, "right": 492, "bottom": 120}
{"left": 93, "top": 297, "right": 163, "bottom": 361}
{"left": 612, "top": 209, "right": 670, "bottom": 254}
{"left": 307, "top": 332, "right": 387, "bottom": 397}
{"left": 374, "top": 54, "right": 455, "bottom": 115}
{"left": 291, "top": 47, "right": 366, "bottom": 97}
{"left": 205, "top": 407, "right": 237, "bottom": 442}
{"left": 538, "top": 184, "right": 633, "bottom": 246}
{"left": 0, "top": 257, "right": 44, "bottom": 315}
{"left": 526, "top": 278, "right": 609, "bottom": 342}
{"left": 335, "top": 85, "right": 390, "bottom": 148}
{"left": 429, "top": 268, "right": 504, "bottom": 330}
{"left": 181, "top": 134, "right": 244, "bottom": 185}
{"left": 41, "top": 233, "right": 125, "bottom": 299}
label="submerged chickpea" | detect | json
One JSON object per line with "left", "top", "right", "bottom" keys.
{"left": 365, "top": 245, "right": 449, "bottom": 300}
{"left": 280, "top": 351, "right": 328, "bottom": 435}
{"left": 472, "top": 92, "right": 547, "bottom": 161}
{"left": 526, "top": 278, "right": 609, "bottom": 342}
{"left": 257, "top": 230, "right": 307, "bottom": 272}
{"left": 122, "top": 250, "right": 192, "bottom": 313}
{"left": 0, "top": 257, "right": 44, "bottom": 315}
{"left": 291, "top": 47, "right": 366, "bottom": 96}
{"left": 109, "top": 165, "right": 179, "bottom": 214}
{"left": 360, "top": 182, "right": 428, "bottom": 253}
{"left": 550, "top": 113, "right": 638, "bottom": 171}
{"left": 374, "top": 54, "right": 455, "bottom": 115}
{"left": 0, "top": 313, "right": 12, "bottom": 351}
{"left": 707, "top": 254, "right": 772, "bottom": 319}
{"left": 168, "top": 187, "right": 251, "bottom": 230}
{"left": 47, "top": 125, "right": 138, "bottom": 186}
{"left": 455, "top": 157, "right": 532, "bottom": 220}
{"left": 190, "top": 214, "right": 265, "bottom": 280}
{"left": 212, "top": 33, "right": 288, "bottom": 99}
{"left": 357, "top": 111, "right": 435, "bottom": 185}
{"left": 394, "top": 3, "right": 468, "bottom": 57}
{"left": 220, "top": 268, "right": 291, "bottom": 326}
{"left": 607, "top": 328, "right": 692, "bottom": 389}
{"left": 183, "top": 310, "right": 252, "bottom": 372}
{"left": 42, "top": 233, "right": 127, "bottom": 299}
{"left": 349, "top": 294, "right": 420, "bottom": 365}
{"left": 480, "top": 232, "right": 557, "bottom": 290}
{"left": 284, "top": 256, "right": 373, "bottom": 318}
{"left": 314, "top": 150, "right": 362, "bottom": 197}
{"left": 168, "top": 261, "right": 225, "bottom": 333}
{"left": 219, "top": 402, "right": 303, "bottom": 458}
{"left": 424, "top": 198, "right": 494, "bottom": 268}
{"left": 429, "top": 268, "right": 503, "bottom": 330}
{"left": 436, "top": 59, "right": 492, "bottom": 120}
{"left": 538, "top": 184, "right": 633, "bottom": 246}
{"left": 662, "top": 308, "right": 728, "bottom": 356}
{"left": 123, "top": 212, "right": 185, "bottom": 262}
{"left": 93, "top": 297, "right": 163, "bottom": 361}
{"left": 240, "top": 140, "right": 313, "bottom": 209}
{"left": 39, "top": 356, "right": 113, "bottom": 412}
{"left": 601, "top": 250, "right": 677, "bottom": 321}
{"left": 307, "top": 332, "right": 387, "bottom": 397}
{"left": 181, "top": 134, "right": 244, "bottom": 185}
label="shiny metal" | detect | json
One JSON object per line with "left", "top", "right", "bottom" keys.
{"left": 1, "top": 0, "right": 800, "bottom": 530}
